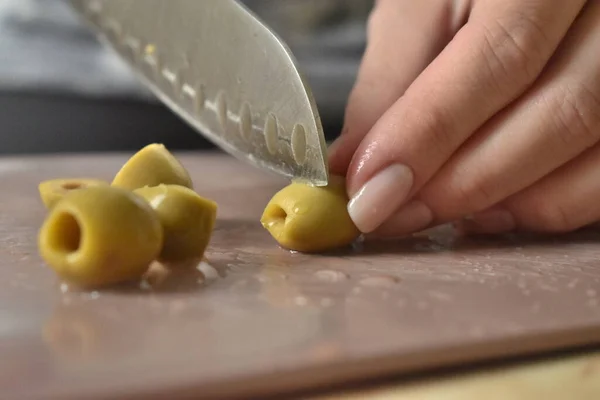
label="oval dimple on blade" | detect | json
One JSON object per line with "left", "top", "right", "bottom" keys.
{"left": 69, "top": 0, "right": 329, "bottom": 186}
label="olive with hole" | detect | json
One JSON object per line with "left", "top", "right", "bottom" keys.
{"left": 135, "top": 184, "right": 217, "bottom": 263}
{"left": 112, "top": 143, "right": 193, "bottom": 190}
{"left": 261, "top": 175, "right": 360, "bottom": 252}
{"left": 38, "top": 178, "right": 109, "bottom": 210}
{"left": 38, "top": 186, "right": 163, "bottom": 288}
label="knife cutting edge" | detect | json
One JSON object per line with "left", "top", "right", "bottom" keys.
{"left": 68, "top": 0, "right": 329, "bottom": 186}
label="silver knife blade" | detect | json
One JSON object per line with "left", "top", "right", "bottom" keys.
{"left": 69, "top": 0, "right": 329, "bottom": 186}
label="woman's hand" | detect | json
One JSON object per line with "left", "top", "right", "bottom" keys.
{"left": 329, "top": 0, "right": 600, "bottom": 237}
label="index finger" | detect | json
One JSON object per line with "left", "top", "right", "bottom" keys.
{"left": 328, "top": 0, "right": 456, "bottom": 175}
{"left": 345, "top": 0, "right": 586, "bottom": 233}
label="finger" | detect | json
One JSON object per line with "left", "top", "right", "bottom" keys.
{"left": 461, "top": 143, "right": 600, "bottom": 234}
{"left": 328, "top": 0, "right": 457, "bottom": 175}
{"left": 345, "top": 0, "right": 586, "bottom": 233}
{"left": 368, "top": 200, "right": 434, "bottom": 238}
{"left": 412, "top": 0, "right": 600, "bottom": 225}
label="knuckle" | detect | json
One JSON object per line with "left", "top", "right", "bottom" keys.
{"left": 423, "top": 173, "right": 496, "bottom": 221}
{"left": 453, "top": 177, "right": 497, "bottom": 213}
{"left": 551, "top": 83, "right": 600, "bottom": 147}
{"left": 477, "top": 13, "right": 548, "bottom": 92}
{"left": 411, "top": 107, "right": 456, "bottom": 158}
{"left": 519, "top": 198, "right": 577, "bottom": 233}
{"left": 535, "top": 203, "right": 576, "bottom": 232}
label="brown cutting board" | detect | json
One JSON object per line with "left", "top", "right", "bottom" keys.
{"left": 1, "top": 152, "right": 599, "bottom": 400}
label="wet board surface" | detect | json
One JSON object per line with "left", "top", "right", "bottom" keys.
{"left": 1, "top": 152, "right": 600, "bottom": 400}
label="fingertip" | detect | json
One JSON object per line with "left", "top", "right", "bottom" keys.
{"left": 370, "top": 200, "right": 434, "bottom": 238}
{"left": 458, "top": 208, "right": 516, "bottom": 235}
{"left": 347, "top": 164, "right": 415, "bottom": 233}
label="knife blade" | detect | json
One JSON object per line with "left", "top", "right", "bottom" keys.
{"left": 68, "top": 0, "right": 329, "bottom": 186}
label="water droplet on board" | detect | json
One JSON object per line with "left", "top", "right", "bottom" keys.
{"left": 314, "top": 269, "right": 349, "bottom": 283}
{"left": 239, "top": 103, "right": 252, "bottom": 140}
{"left": 264, "top": 114, "right": 279, "bottom": 154}
{"left": 197, "top": 261, "right": 219, "bottom": 281}
{"left": 294, "top": 296, "right": 308, "bottom": 306}
{"left": 359, "top": 275, "right": 400, "bottom": 288}
{"left": 291, "top": 124, "right": 307, "bottom": 165}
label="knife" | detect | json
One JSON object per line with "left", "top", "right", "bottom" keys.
{"left": 68, "top": 0, "right": 329, "bottom": 186}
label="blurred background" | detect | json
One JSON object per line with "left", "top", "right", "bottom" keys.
{"left": 0, "top": 0, "right": 373, "bottom": 155}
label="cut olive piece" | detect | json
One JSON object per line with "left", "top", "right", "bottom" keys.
{"left": 135, "top": 185, "right": 217, "bottom": 263}
{"left": 38, "top": 186, "right": 163, "bottom": 288}
{"left": 261, "top": 175, "right": 360, "bottom": 252}
{"left": 112, "top": 143, "right": 193, "bottom": 190}
{"left": 38, "top": 178, "right": 109, "bottom": 210}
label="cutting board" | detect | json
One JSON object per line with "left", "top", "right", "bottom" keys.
{"left": 1, "top": 152, "right": 599, "bottom": 400}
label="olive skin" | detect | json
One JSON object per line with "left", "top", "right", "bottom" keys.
{"left": 38, "top": 178, "right": 109, "bottom": 210}
{"left": 38, "top": 186, "right": 163, "bottom": 288}
{"left": 112, "top": 143, "right": 193, "bottom": 190}
{"left": 261, "top": 175, "right": 360, "bottom": 253}
{"left": 134, "top": 185, "right": 217, "bottom": 263}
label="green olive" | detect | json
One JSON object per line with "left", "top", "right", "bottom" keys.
{"left": 112, "top": 143, "right": 193, "bottom": 190}
{"left": 261, "top": 175, "right": 360, "bottom": 252}
{"left": 38, "top": 178, "right": 109, "bottom": 210}
{"left": 134, "top": 185, "right": 217, "bottom": 263}
{"left": 38, "top": 186, "right": 163, "bottom": 288}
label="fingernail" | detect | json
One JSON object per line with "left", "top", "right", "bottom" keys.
{"left": 461, "top": 208, "right": 516, "bottom": 234}
{"left": 347, "top": 164, "right": 414, "bottom": 233}
{"left": 372, "top": 200, "right": 434, "bottom": 238}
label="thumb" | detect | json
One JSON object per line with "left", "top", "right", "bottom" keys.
{"left": 328, "top": 0, "right": 460, "bottom": 175}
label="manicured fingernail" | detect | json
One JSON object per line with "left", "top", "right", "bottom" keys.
{"left": 372, "top": 200, "right": 433, "bottom": 237}
{"left": 347, "top": 164, "right": 414, "bottom": 233}
{"left": 461, "top": 208, "right": 516, "bottom": 234}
